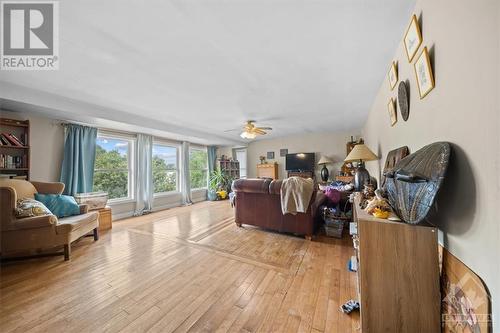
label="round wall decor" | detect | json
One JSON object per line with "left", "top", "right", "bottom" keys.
{"left": 398, "top": 81, "right": 409, "bottom": 121}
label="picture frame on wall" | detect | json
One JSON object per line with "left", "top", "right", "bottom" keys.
{"left": 414, "top": 46, "right": 435, "bottom": 98}
{"left": 267, "top": 151, "right": 275, "bottom": 159}
{"left": 388, "top": 98, "right": 397, "bottom": 126}
{"left": 404, "top": 14, "right": 423, "bottom": 62}
{"left": 388, "top": 61, "right": 398, "bottom": 90}
{"left": 280, "top": 148, "right": 288, "bottom": 157}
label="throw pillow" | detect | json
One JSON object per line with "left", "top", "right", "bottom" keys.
{"left": 15, "top": 198, "right": 53, "bottom": 218}
{"left": 34, "top": 194, "right": 80, "bottom": 218}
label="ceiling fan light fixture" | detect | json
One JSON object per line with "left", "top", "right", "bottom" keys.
{"left": 240, "top": 131, "right": 256, "bottom": 139}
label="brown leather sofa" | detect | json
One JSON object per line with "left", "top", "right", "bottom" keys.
{"left": 0, "top": 179, "right": 99, "bottom": 260}
{"left": 232, "top": 178, "right": 326, "bottom": 239}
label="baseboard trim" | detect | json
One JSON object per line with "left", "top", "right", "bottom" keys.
{"left": 112, "top": 198, "right": 207, "bottom": 221}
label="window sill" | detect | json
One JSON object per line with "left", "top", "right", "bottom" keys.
{"left": 108, "top": 197, "right": 135, "bottom": 206}
{"left": 191, "top": 188, "right": 207, "bottom": 192}
{"left": 154, "top": 191, "right": 181, "bottom": 198}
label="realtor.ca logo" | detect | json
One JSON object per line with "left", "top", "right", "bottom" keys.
{"left": 1, "top": 1, "right": 59, "bottom": 70}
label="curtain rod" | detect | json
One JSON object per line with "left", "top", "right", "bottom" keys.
{"left": 58, "top": 120, "right": 211, "bottom": 148}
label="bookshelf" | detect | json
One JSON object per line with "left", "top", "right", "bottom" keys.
{"left": 0, "top": 118, "right": 30, "bottom": 180}
{"left": 218, "top": 158, "right": 240, "bottom": 180}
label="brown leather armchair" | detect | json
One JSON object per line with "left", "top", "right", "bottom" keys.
{"left": 232, "top": 178, "right": 326, "bottom": 239}
{"left": 0, "top": 179, "right": 99, "bottom": 260}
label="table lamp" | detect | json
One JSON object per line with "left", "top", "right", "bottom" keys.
{"left": 318, "top": 156, "right": 333, "bottom": 182}
{"left": 344, "top": 144, "right": 378, "bottom": 191}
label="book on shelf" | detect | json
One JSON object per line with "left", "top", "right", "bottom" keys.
{"left": 10, "top": 133, "right": 24, "bottom": 146}
{"left": 0, "top": 154, "right": 25, "bottom": 168}
{"left": 0, "top": 134, "right": 12, "bottom": 146}
{"left": 1, "top": 133, "right": 23, "bottom": 146}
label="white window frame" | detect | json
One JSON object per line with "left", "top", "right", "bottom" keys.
{"left": 152, "top": 140, "right": 180, "bottom": 197}
{"left": 189, "top": 146, "right": 208, "bottom": 191}
{"left": 94, "top": 131, "right": 135, "bottom": 204}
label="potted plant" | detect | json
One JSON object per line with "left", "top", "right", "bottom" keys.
{"left": 208, "top": 169, "right": 229, "bottom": 201}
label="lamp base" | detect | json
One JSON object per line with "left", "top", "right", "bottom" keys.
{"left": 354, "top": 166, "right": 370, "bottom": 191}
{"left": 320, "top": 165, "right": 329, "bottom": 182}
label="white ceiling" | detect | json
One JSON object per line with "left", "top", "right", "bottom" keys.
{"left": 0, "top": 0, "right": 415, "bottom": 145}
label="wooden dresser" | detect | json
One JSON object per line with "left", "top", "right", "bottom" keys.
{"left": 353, "top": 196, "right": 440, "bottom": 332}
{"left": 256, "top": 163, "right": 278, "bottom": 179}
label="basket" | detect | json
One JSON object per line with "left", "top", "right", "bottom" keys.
{"left": 324, "top": 218, "right": 344, "bottom": 238}
{"left": 74, "top": 192, "right": 108, "bottom": 210}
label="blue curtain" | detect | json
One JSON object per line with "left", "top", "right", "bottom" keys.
{"left": 207, "top": 146, "right": 217, "bottom": 177}
{"left": 60, "top": 124, "right": 97, "bottom": 196}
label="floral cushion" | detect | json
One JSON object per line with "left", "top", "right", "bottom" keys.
{"left": 15, "top": 198, "right": 53, "bottom": 218}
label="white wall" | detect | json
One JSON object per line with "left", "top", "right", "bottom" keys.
{"left": 242, "top": 131, "right": 361, "bottom": 180}
{"left": 0, "top": 110, "right": 64, "bottom": 182}
{"left": 363, "top": 0, "right": 499, "bottom": 323}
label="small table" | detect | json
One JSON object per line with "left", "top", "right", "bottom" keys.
{"left": 94, "top": 206, "right": 112, "bottom": 231}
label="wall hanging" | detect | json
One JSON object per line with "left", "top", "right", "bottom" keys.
{"left": 404, "top": 14, "right": 423, "bottom": 62}
{"left": 387, "top": 98, "right": 397, "bottom": 126}
{"left": 388, "top": 61, "right": 398, "bottom": 90}
{"left": 398, "top": 81, "right": 410, "bottom": 121}
{"left": 384, "top": 142, "right": 450, "bottom": 224}
{"left": 414, "top": 46, "right": 435, "bottom": 98}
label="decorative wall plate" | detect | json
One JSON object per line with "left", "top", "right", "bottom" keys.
{"left": 398, "top": 81, "right": 409, "bottom": 121}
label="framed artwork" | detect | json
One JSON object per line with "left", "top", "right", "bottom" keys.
{"left": 414, "top": 47, "right": 435, "bottom": 98}
{"left": 280, "top": 148, "right": 288, "bottom": 157}
{"left": 388, "top": 98, "right": 397, "bottom": 126}
{"left": 404, "top": 15, "right": 423, "bottom": 62}
{"left": 267, "top": 151, "right": 275, "bottom": 159}
{"left": 388, "top": 61, "right": 398, "bottom": 90}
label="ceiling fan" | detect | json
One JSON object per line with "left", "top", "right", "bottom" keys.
{"left": 225, "top": 121, "right": 273, "bottom": 139}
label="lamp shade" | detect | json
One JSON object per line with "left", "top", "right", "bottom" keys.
{"left": 344, "top": 144, "right": 378, "bottom": 162}
{"left": 318, "top": 156, "right": 332, "bottom": 165}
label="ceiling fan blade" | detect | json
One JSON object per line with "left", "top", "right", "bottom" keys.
{"left": 254, "top": 128, "right": 266, "bottom": 135}
{"left": 257, "top": 127, "right": 273, "bottom": 131}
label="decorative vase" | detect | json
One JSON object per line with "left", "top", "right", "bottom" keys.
{"left": 207, "top": 190, "right": 218, "bottom": 201}
{"left": 320, "top": 164, "right": 329, "bottom": 182}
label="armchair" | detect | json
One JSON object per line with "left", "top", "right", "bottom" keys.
{"left": 0, "top": 179, "right": 99, "bottom": 260}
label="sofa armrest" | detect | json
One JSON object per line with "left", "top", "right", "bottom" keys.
{"left": 79, "top": 204, "right": 89, "bottom": 214}
{"left": 311, "top": 190, "right": 327, "bottom": 218}
{"left": 31, "top": 181, "right": 65, "bottom": 195}
{"left": 0, "top": 187, "right": 17, "bottom": 228}
{"left": 6, "top": 215, "right": 58, "bottom": 231}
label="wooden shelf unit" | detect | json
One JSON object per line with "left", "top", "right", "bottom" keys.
{"left": 257, "top": 163, "right": 278, "bottom": 179}
{"left": 0, "top": 118, "right": 30, "bottom": 180}
{"left": 353, "top": 196, "right": 440, "bottom": 332}
{"left": 218, "top": 159, "right": 240, "bottom": 180}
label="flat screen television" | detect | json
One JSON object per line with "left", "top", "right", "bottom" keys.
{"left": 285, "top": 153, "right": 315, "bottom": 171}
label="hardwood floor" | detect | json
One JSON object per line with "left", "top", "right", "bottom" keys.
{"left": 0, "top": 201, "right": 360, "bottom": 332}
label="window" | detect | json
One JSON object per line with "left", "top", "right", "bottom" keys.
{"left": 152, "top": 143, "right": 178, "bottom": 194}
{"left": 189, "top": 148, "right": 208, "bottom": 189}
{"left": 235, "top": 148, "right": 247, "bottom": 178}
{"left": 94, "top": 135, "right": 134, "bottom": 201}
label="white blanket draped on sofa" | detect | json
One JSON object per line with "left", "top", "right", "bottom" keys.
{"left": 280, "top": 176, "right": 314, "bottom": 215}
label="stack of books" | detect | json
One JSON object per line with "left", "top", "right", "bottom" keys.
{"left": 0, "top": 132, "right": 27, "bottom": 146}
